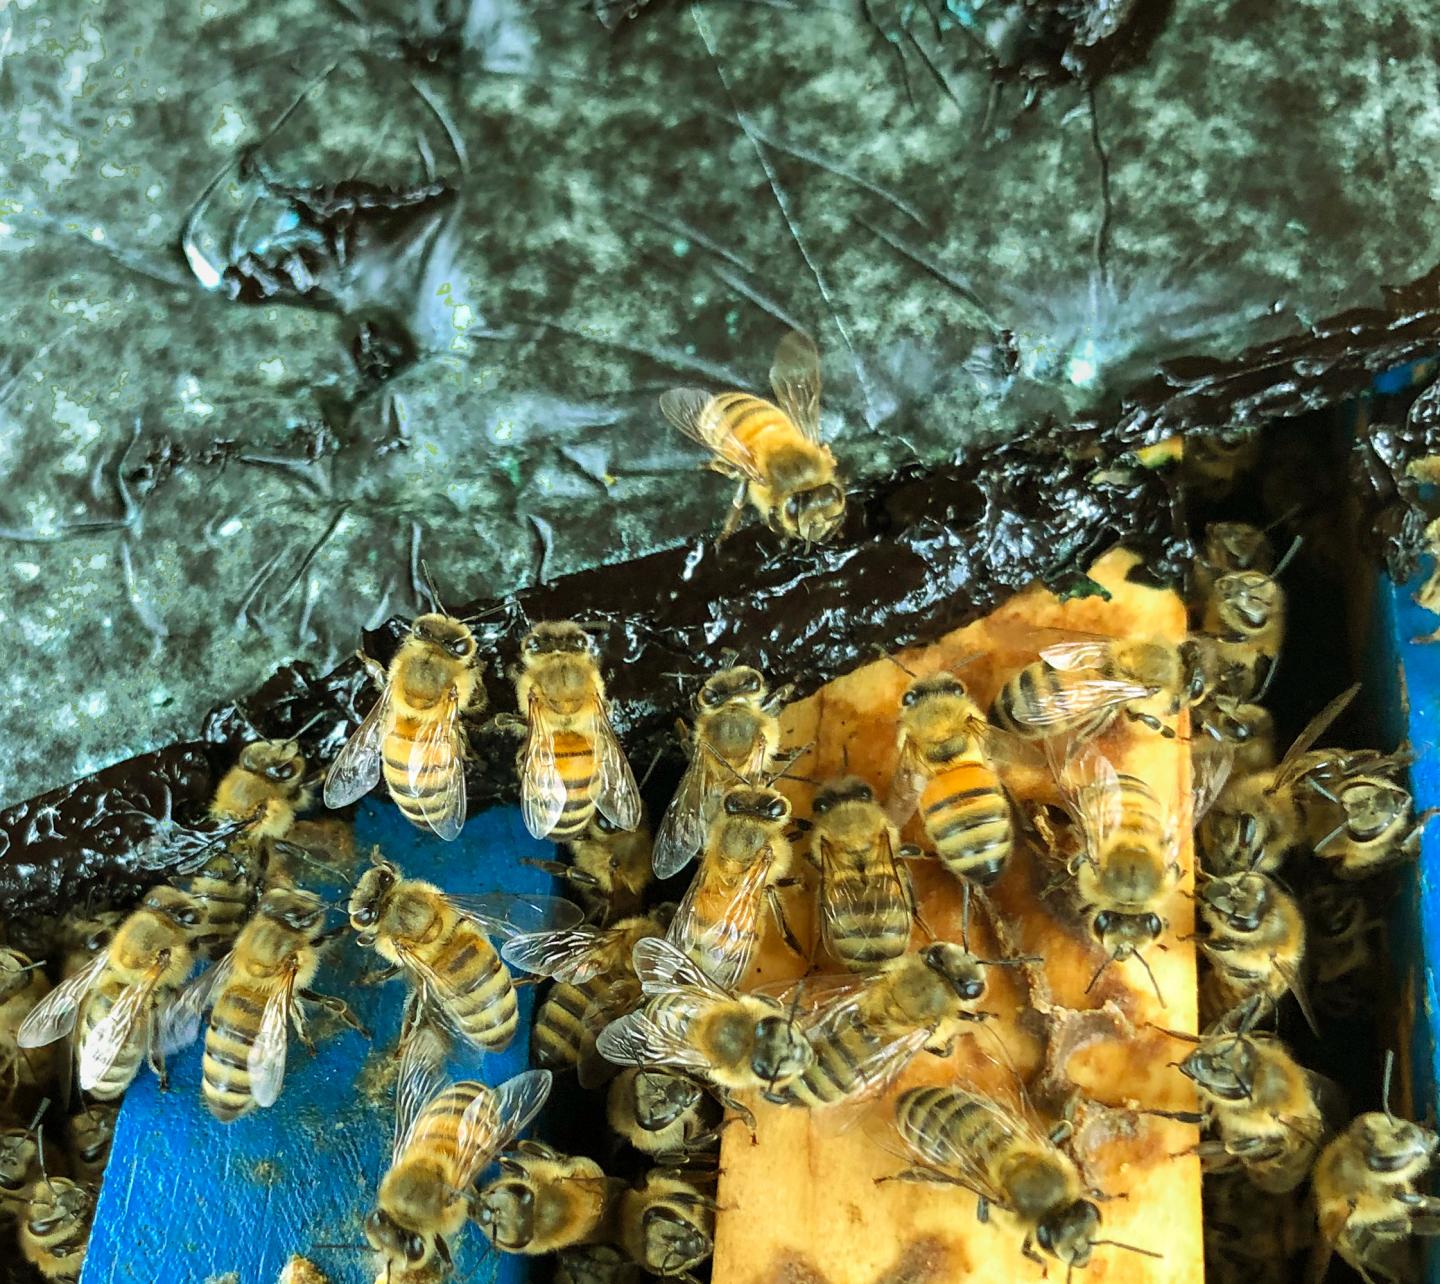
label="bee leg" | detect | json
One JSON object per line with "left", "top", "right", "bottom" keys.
{"left": 764, "top": 886, "right": 806, "bottom": 960}
{"left": 1123, "top": 708, "right": 1176, "bottom": 738}
{"left": 433, "top": 1234, "right": 454, "bottom": 1270}
{"left": 359, "top": 964, "right": 402, "bottom": 987}
{"left": 357, "top": 651, "right": 387, "bottom": 690}
{"left": 1020, "top": 1236, "right": 1044, "bottom": 1264}
{"left": 718, "top": 482, "right": 750, "bottom": 542}
{"left": 715, "top": 1091, "right": 756, "bottom": 1140}
{"left": 299, "top": 989, "right": 369, "bottom": 1038}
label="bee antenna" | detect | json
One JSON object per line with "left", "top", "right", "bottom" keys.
{"left": 873, "top": 647, "right": 918, "bottom": 679}
{"left": 1084, "top": 956, "right": 1111, "bottom": 995}
{"left": 960, "top": 882, "right": 973, "bottom": 953}
{"left": 1383, "top": 1048, "right": 1396, "bottom": 1120}
{"left": 280, "top": 710, "right": 328, "bottom": 745}
{"left": 700, "top": 741, "right": 749, "bottom": 784}
{"left": 1092, "top": 1239, "right": 1163, "bottom": 1259}
{"left": 418, "top": 558, "right": 449, "bottom": 616}
{"left": 1132, "top": 950, "right": 1165, "bottom": 1005}
{"left": 1271, "top": 534, "right": 1304, "bottom": 579}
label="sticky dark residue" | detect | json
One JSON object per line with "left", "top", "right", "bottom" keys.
{"left": 1353, "top": 374, "right": 1440, "bottom": 580}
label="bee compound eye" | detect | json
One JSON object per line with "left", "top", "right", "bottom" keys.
{"left": 1144, "top": 913, "right": 1163, "bottom": 936}
{"left": 901, "top": 688, "right": 919, "bottom": 707}
{"left": 406, "top": 1234, "right": 427, "bottom": 1262}
{"left": 1092, "top": 912, "right": 1112, "bottom": 938}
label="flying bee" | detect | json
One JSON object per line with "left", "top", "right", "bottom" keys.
{"left": 348, "top": 847, "right": 581, "bottom": 1054}
{"left": 990, "top": 633, "right": 1219, "bottom": 742}
{"left": 18, "top": 886, "right": 205, "bottom": 1099}
{"left": 366, "top": 1030, "right": 553, "bottom": 1277}
{"left": 166, "top": 887, "right": 363, "bottom": 1122}
{"left": 1197, "top": 871, "right": 1314, "bottom": 1032}
{"left": 19, "top": 1175, "right": 93, "bottom": 1283}
{"left": 324, "top": 610, "right": 487, "bottom": 841}
{"left": 607, "top": 1068, "right": 718, "bottom": 1157}
{"left": 596, "top": 938, "right": 814, "bottom": 1126}
{"left": 526, "top": 811, "right": 654, "bottom": 922}
{"left": 659, "top": 329, "right": 845, "bottom": 545}
{"left": 665, "top": 784, "right": 802, "bottom": 991}
{"left": 653, "top": 665, "right": 792, "bottom": 880}
{"left": 473, "top": 1140, "right": 618, "bottom": 1256}
{"left": 888, "top": 1083, "right": 1155, "bottom": 1273}
{"left": 66, "top": 1105, "right": 117, "bottom": 1187}
{"left": 0, "top": 949, "right": 57, "bottom": 1110}
{"left": 508, "top": 621, "right": 641, "bottom": 844}
{"left": 891, "top": 672, "right": 1015, "bottom": 894}
{"left": 768, "top": 944, "right": 992, "bottom": 1109}
{"left": 1302, "top": 883, "right": 1381, "bottom": 1017}
{"left": 1312, "top": 1057, "right": 1440, "bottom": 1283}
{"left": 503, "top": 907, "right": 674, "bottom": 1085}
{"left": 616, "top": 1165, "right": 717, "bottom": 1281}
{"left": 1306, "top": 771, "right": 1433, "bottom": 879}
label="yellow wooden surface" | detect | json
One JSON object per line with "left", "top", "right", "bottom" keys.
{"left": 711, "top": 547, "right": 1203, "bottom": 1284}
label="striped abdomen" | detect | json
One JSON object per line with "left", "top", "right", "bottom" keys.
{"left": 533, "top": 977, "right": 610, "bottom": 1069}
{"left": 383, "top": 711, "right": 459, "bottom": 830}
{"left": 667, "top": 859, "right": 767, "bottom": 991}
{"left": 186, "top": 858, "right": 254, "bottom": 952}
{"left": 776, "top": 1022, "right": 889, "bottom": 1108}
{"left": 896, "top": 1085, "right": 1013, "bottom": 1174}
{"left": 78, "top": 980, "right": 147, "bottom": 1101}
{"left": 822, "top": 867, "right": 910, "bottom": 971}
{"left": 547, "top": 730, "right": 598, "bottom": 841}
{"left": 991, "top": 663, "right": 1116, "bottom": 740}
{"left": 920, "top": 759, "right": 1012, "bottom": 885}
{"left": 1096, "top": 774, "right": 1166, "bottom": 863}
{"left": 708, "top": 393, "right": 805, "bottom": 476}
{"left": 202, "top": 982, "right": 270, "bottom": 1121}
{"left": 420, "top": 922, "right": 517, "bottom": 1051}
{"left": 403, "top": 1081, "right": 496, "bottom": 1187}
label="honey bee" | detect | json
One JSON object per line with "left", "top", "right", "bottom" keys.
{"left": 366, "top": 1030, "right": 553, "bottom": 1277}
{"left": 665, "top": 784, "right": 802, "bottom": 991}
{"left": 607, "top": 1068, "right": 717, "bottom": 1157}
{"left": 1307, "top": 771, "right": 1433, "bottom": 879}
{"left": 168, "top": 887, "right": 363, "bottom": 1121}
{"left": 659, "top": 329, "right": 845, "bottom": 545}
{"left": 889, "top": 1083, "right": 1153, "bottom": 1272}
{"left": 891, "top": 673, "right": 1014, "bottom": 892}
{"left": 1170, "top": 1024, "right": 1331, "bottom": 1194}
{"left": 653, "top": 665, "right": 791, "bottom": 880}
{"left": 57, "top": 909, "right": 124, "bottom": 981}
{"left": 769, "top": 944, "right": 991, "bottom": 1109}
{"left": 1194, "top": 696, "right": 1276, "bottom": 776}
{"left": 596, "top": 937, "right": 814, "bottom": 1124}
{"left": 348, "top": 848, "right": 581, "bottom": 1054}
{"left": 18, "top": 886, "right": 205, "bottom": 1099}
{"left": 1203, "top": 1173, "right": 1311, "bottom": 1284}
{"left": 324, "top": 612, "right": 487, "bottom": 840}
{"left": 1312, "top": 1061, "right": 1440, "bottom": 1283}
{"left": 0, "top": 1125, "right": 41, "bottom": 1224}
{"left": 1302, "top": 884, "right": 1381, "bottom": 1017}
{"left": 509, "top": 621, "right": 641, "bottom": 844}
{"left": 1193, "top": 520, "right": 1276, "bottom": 607}
{"left": 503, "top": 908, "right": 673, "bottom": 1084}
{"left": 990, "top": 633, "right": 1218, "bottom": 742}
{"left": 19, "top": 1175, "right": 93, "bottom": 1283}
{"left": 616, "top": 1165, "right": 717, "bottom": 1280}
{"left": 527, "top": 811, "right": 654, "bottom": 922}
{"left": 1197, "top": 871, "right": 1314, "bottom": 1032}
{"left": 556, "top": 1244, "right": 640, "bottom": 1284}
{"left": 1201, "top": 551, "right": 1293, "bottom": 700}
{"left": 182, "top": 852, "right": 259, "bottom": 957}
{"left": 1184, "top": 428, "right": 1260, "bottom": 501}
{"left": 0, "top": 949, "right": 56, "bottom": 1109}
{"left": 473, "top": 1140, "right": 617, "bottom": 1255}
{"left": 66, "top": 1105, "right": 117, "bottom": 1187}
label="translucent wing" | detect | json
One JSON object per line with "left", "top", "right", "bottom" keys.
{"left": 519, "top": 692, "right": 567, "bottom": 840}
{"left": 817, "top": 832, "right": 911, "bottom": 962}
{"left": 813, "top": 1021, "right": 931, "bottom": 1106}
{"left": 455, "top": 1069, "right": 553, "bottom": 1187}
{"left": 1021, "top": 672, "right": 1155, "bottom": 729}
{"left": 631, "top": 936, "right": 731, "bottom": 999}
{"left": 157, "top": 954, "right": 235, "bottom": 1056}
{"left": 1038, "top": 640, "right": 1117, "bottom": 672}
{"left": 1276, "top": 956, "right": 1321, "bottom": 1038}
{"left": 658, "top": 387, "right": 765, "bottom": 483}
{"left": 896, "top": 1089, "right": 1042, "bottom": 1210}
{"left": 664, "top": 852, "right": 770, "bottom": 992}
{"left": 885, "top": 747, "right": 928, "bottom": 828}
{"left": 323, "top": 684, "right": 392, "bottom": 808}
{"left": 595, "top": 1006, "right": 711, "bottom": 1072}
{"left": 394, "top": 1022, "right": 448, "bottom": 1161}
{"left": 502, "top": 925, "right": 615, "bottom": 984}
{"left": 591, "top": 704, "right": 642, "bottom": 832}
{"left": 17, "top": 954, "right": 106, "bottom": 1048}
{"left": 768, "top": 329, "right": 822, "bottom": 442}
{"left": 1191, "top": 736, "right": 1234, "bottom": 827}
{"left": 450, "top": 892, "right": 585, "bottom": 940}
{"left": 78, "top": 966, "right": 165, "bottom": 1092}
{"left": 405, "top": 685, "right": 466, "bottom": 841}
{"left": 1056, "top": 745, "right": 1125, "bottom": 853}
{"left": 653, "top": 748, "right": 714, "bottom": 879}
{"left": 249, "top": 965, "right": 298, "bottom": 1109}
{"left": 1273, "top": 683, "right": 1362, "bottom": 786}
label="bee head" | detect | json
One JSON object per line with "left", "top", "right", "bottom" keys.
{"left": 473, "top": 1177, "right": 535, "bottom": 1251}
{"left": 697, "top": 665, "right": 765, "bottom": 710}
{"left": 641, "top": 1204, "right": 713, "bottom": 1275}
{"left": 1355, "top": 1112, "right": 1439, "bottom": 1178}
{"left": 1203, "top": 522, "right": 1274, "bottom": 576}
{"left": 751, "top": 1012, "right": 813, "bottom": 1085}
{"left": 521, "top": 620, "right": 593, "bottom": 658}
{"left": 0, "top": 1131, "right": 38, "bottom": 1190}
{"left": 260, "top": 887, "right": 326, "bottom": 933}
{"left": 365, "top": 1207, "right": 430, "bottom": 1269}
{"left": 1091, "top": 909, "right": 1164, "bottom": 956}
{"left": 778, "top": 483, "right": 846, "bottom": 545}
{"left": 1178, "top": 1032, "right": 1257, "bottom": 1100}
{"left": 1035, "top": 1199, "right": 1100, "bottom": 1267}
{"left": 633, "top": 1070, "right": 701, "bottom": 1131}
{"left": 143, "top": 886, "right": 205, "bottom": 932}
{"left": 811, "top": 776, "right": 873, "bottom": 815}
{"left": 412, "top": 612, "right": 477, "bottom": 660}
{"left": 722, "top": 786, "right": 791, "bottom": 824}
{"left": 237, "top": 738, "right": 306, "bottom": 784}
{"left": 1215, "top": 571, "right": 1282, "bottom": 630}
{"left": 1198, "top": 872, "right": 1270, "bottom": 933}
{"left": 0, "top": 949, "right": 38, "bottom": 1002}
{"left": 349, "top": 854, "right": 399, "bottom": 929}
{"left": 1338, "top": 779, "right": 1411, "bottom": 837}
{"left": 919, "top": 943, "right": 988, "bottom": 1004}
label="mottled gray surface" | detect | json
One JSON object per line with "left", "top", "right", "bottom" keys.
{"left": 1, "top": 0, "right": 1438, "bottom": 805}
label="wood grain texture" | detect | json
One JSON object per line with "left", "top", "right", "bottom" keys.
{"left": 712, "top": 548, "right": 1203, "bottom": 1284}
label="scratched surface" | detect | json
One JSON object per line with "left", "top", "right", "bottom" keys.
{"left": 3, "top": 0, "right": 1440, "bottom": 804}
{"left": 82, "top": 800, "right": 547, "bottom": 1284}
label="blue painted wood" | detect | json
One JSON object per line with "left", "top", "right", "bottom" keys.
{"left": 82, "top": 801, "right": 550, "bottom": 1284}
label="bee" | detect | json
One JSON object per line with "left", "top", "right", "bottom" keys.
{"left": 1170, "top": 1024, "right": 1331, "bottom": 1194}
{"left": 324, "top": 611, "right": 487, "bottom": 841}
{"left": 889, "top": 1083, "right": 1151, "bottom": 1272}
{"left": 502, "top": 908, "right": 674, "bottom": 1084}
{"left": 66, "top": 1105, "right": 117, "bottom": 1187}
{"left": 348, "top": 848, "right": 581, "bottom": 1054}
{"left": 1197, "top": 871, "right": 1314, "bottom": 1032}
{"left": 0, "top": 1125, "right": 41, "bottom": 1224}
{"left": 1201, "top": 568, "right": 1289, "bottom": 700}
{"left": 659, "top": 329, "right": 845, "bottom": 545}
{"left": 18, "top": 886, "right": 205, "bottom": 1099}
{"left": 182, "top": 852, "right": 259, "bottom": 957}
{"left": 665, "top": 784, "right": 802, "bottom": 991}
{"left": 473, "top": 1140, "right": 617, "bottom": 1256}
{"left": 365, "top": 1032, "right": 553, "bottom": 1277}
{"left": 1303, "top": 883, "right": 1381, "bottom": 1017}
{"left": 990, "top": 633, "right": 1218, "bottom": 742}
{"left": 57, "top": 909, "right": 124, "bottom": 981}
{"left": 1307, "top": 771, "right": 1433, "bottom": 879}
{"left": 510, "top": 621, "right": 641, "bottom": 844}
{"left": 168, "top": 887, "right": 363, "bottom": 1121}
{"left": 596, "top": 938, "right": 814, "bottom": 1125}
{"left": 1194, "top": 696, "right": 1276, "bottom": 776}
{"left": 556, "top": 1243, "right": 640, "bottom": 1284}
{"left": 1203, "top": 1173, "right": 1311, "bottom": 1284}
{"left": 891, "top": 673, "right": 1014, "bottom": 891}
{"left": 1184, "top": 427, "right": 1260, "bottom": 501}
{"left": 616, "top": 1165, "right": 717, "bottom": 1281}
{"left": 1192, "top": 520, "right": 1275, "bottom": 610}
{"left": 0, "top": 948, "right": 56, "bottom": 1109}
{"left": 19, "top": 1175, "right": 94, "bottom": 1283}
{"left": 768, "top": 944, "right": 991, "bottom": 1109}
{"left": 527, "top": 811, "right": 654, "bottom": 922}
{"left": 653, "top": 665, "right": 791, "bottom": 880}
{"left": 1312, "top": 1061, "right": 1440, "bottom": 1283}
{"left": 607, "top": 1068, "right": 717, "bottom": 1157}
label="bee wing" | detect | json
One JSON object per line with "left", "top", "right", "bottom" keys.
{"left": 249, "top": 965, "right": 298, "bottom": 1109}
{"left": 663, "top": 853, "right": 770, "bottom": 992}
{"left": 885, "top": 746, "right": 927, "bottom": 827}
{"left": 595, "top": 1006, "right": 711, "bottom": 1072}
{"left": 1052, "top": 741, "right": 1123, "bottom": 842}
{"left": 456, "top": 1068, "right": 553, "bottom": 1187}
{"left": 1191, "top": 736, "right": 1234, "bottom": 827}
{"left": 323, "top": 683, "right": 393, "bottom": 808}
{"left": 450, "top": 892, "right": 585, "bottom": 941}
{"left": 394, "top": 1024, "right": 448, "bottom": 1161}
{"left": 1037, "top": 639, "right": 1115, "bottom": 671}
{"left": 898, "top": 1090, "right": 1036, "bottom": 1211}
{"left": 407, "top": 685, "right": 467, "bottom": 841}
{"left": 653, "top": 750, "right": 714, "bottom": 880}
{"left": 817, "top": 834, "right": 911, "bottom": 960}
{"left": 519, "top": 692, "right": 568, "bottom": 840}
{"left": 17, "top": 954, "right": 107, "bottom": 1048}
{"left": 590, "top": 703, "right": 642, "bottom": 832}
{"left": 78, "top": 964, "right": 166, "bottom": 1092}
{"left": 501, "top": 925, "right": 612, "bottom": 984}
{"left": 1023, "top": 670, "right": 1155, "bottom": 730}
{"left": 631, "top": 936, "right": 731, "bottom": 999}
{"left": 820, "top": 1025, "right": 933, "bottom": 1111}
{"left": 156, "top": 953, "right": 236, "bottom": 1056}
{"left": 768, "top": 329, "right": 823, "bottom": 443}
{"left": 658, "top": 387, "right": 766, "bottom": 483}
{"left": 1276, "top": 956, "right": 1321, "bottom": 1037}
{"left": 1273, "top": 683, "right": 1362, "bottom": 786}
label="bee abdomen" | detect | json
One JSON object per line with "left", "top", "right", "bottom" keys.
{"left": 922, "top": 765, "right": 1013, "bottom": 886}
{"left": 383, "top": 715, "right": 458, "bottom": 825}
{"left": 896, "top": 1085, "right": 998, "bottom": 1166}
{"left": 202, "top": 987, "right": 266, "bottom": 1121}
{"left": 712, "top": 393, "right": 800, "bottom": 458}
{"left": 434, "top": 935, "right": 519, "bottom": 1051}
{"left": 781, "top": 1026, "right": 879, "bottom": 1107}
{"left": 78, "top": 992, "right": 144, "bottom": 1101}
{"left": 407, "top": 1081, "right": 490, "bottom": 1176}
{"left": 549, "top": 731, "right": 598, "bottom": 841}
{"left": 825, "top": 881, "right": 910, "bottom": 969}
{"left": 533, "top": 981, "right": 598, "bottom": 1068}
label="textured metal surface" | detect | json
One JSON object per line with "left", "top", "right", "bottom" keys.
{"left": 4, "top": 0, "right": 1440, "bottom": 804}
